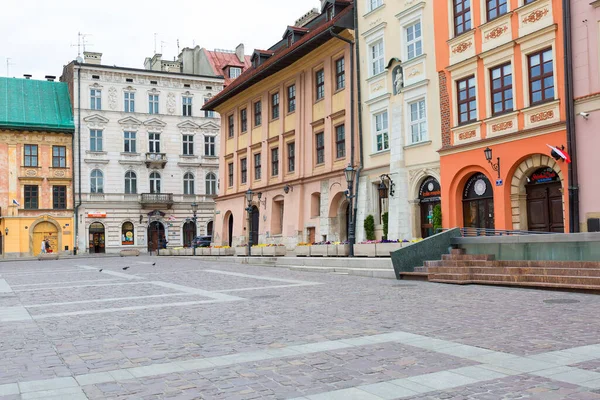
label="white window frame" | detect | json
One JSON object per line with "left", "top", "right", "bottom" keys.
{"left": 148, "top": 132, "right": 161, "bottom": 153}
{"left": 123, "top": 131, "right": 137, "bottom": 153}
{"left": 182, "top": 134, "right": 194, "bottom": 156}
{"left": 204, "top": 98, "right": 215, "bottom": 118}
{"left": 124, "top": 92, "right": 135, "bottom": 113}
{"left": 183, "top": 173, "right": 195, "bottom": 195}
{"left": 408, "top": 98, "right": 428, "bottom": 144}
{"left": 182, "top": 96, "right": 192, "bottom": 117}
{"left": 90, "top": 169, "right": 104, "bottom": 193}
{"left": 90, "top": 89, "right": 102, "bottom": 110}
{"left": 148, "top": 94, "right": 159, "bottom": 114}
{"left": 368, "top": 0, "right": 383, "bottom": 12}
{"left": 370, "top": 40, "right": 385, "bottom": 77}
{"left": 124, "top": 171, "right": 137, "bottom": 194}
{"left": 373, "top": 110, "right": 389, "bottom": 152}
{"left": 149, "top": 172, "right": 161, "bottom": 194}
{"left": 90, "top": 129, "right": 103, "bottom": 152}
{"left": 230, "top": 67, "right": 242, "bottom": 78}
{"left": 204, "top": 135, "right": 216, "bottom": 156}
{"left": 205, "top": 172, "right": 217, "bottom": 195}
{"left": 406, "top": 21, "right": 423, "bottom": 61}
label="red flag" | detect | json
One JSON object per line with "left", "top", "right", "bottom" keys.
{"left": 546, "top": 144, "right": 571, "bottom": 163}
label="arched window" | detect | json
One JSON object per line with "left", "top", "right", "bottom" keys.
{"left": 206, "top": 172, "right": 217, "bottom": 195}
{"left": 183, "top": 173, "right": 195, "bottom": 195}
{"left": 122, "top": 222, "right": 134, "bottom": 245}
{"left": 207, "top": 221, "right": 213, "bottom": 237}
{"left": 90, "top": 169, "right": 104, "bottom": 193}
{"left": 125, "top": 171, "right": 137, "bottom": 194}
{"left": 150, "top": 172, "right": 161, "bottom": 193}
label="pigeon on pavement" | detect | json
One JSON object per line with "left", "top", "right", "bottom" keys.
{"left": 152, "top": 263, "right": 156, "bottom": 266}
{"left": 122, "top": 267, "right": 130, "bottom": 270}
{"left": 99, "top": 269, "right": 103, "bottom": 272}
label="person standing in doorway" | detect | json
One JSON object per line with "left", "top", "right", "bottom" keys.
{"left": 45, "top": 239, "right": 51, "bottom": 253}
{"left": 40, "top": 237, "right": 47, "bottom": 254}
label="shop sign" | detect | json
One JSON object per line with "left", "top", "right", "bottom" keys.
{"left": 87, "top": 211, "right": 107, "bottom": 218}
{"left": 529, "top": 168, "right": 558, "bottom": 184}
{"left": 496, "top": 179, "right": 503, "bottom": 187}
{"left": 419, "top": 177, "right": 441, "bottom": 203}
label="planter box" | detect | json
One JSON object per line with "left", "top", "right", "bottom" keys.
{"left": 262, "top": 247, "right": 286, "bottom": 257}
{"left": 160, "top": 249, "right": 172, "bottom": 256}
{"left": 212, "top": 248, "right": 234, "bottom": 256}
{"left": 310, "top": 245, "right": 328, "bottom": 257}
{"left": 235, "top": 247, "right": 248, "bottom": 257}
{"left": 294, "top": 246, "right": 311, "bottom": 257}
{"left": 375, "top": 243, "right": 403, "bottom": 257}
{"left": 335, "top": 244, "right": 350, "bottom": 257}
{"left": 183, "top": 248, "right": 193, "bottom": 256}
{"left": 197, "top": 247, "right": 210, "bottom": 256}
{"left": 251, "top": 247, "right": 262, "bottom": 256}
{"left": 354, "top": 243, "right": 376, "bottom": 257}
{"left": 120, "top": 249, "right": 140, "bottom": 257}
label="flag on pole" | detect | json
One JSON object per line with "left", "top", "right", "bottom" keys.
{"left": 546, "top": 144, "right": 571, "bottom": 163}
{"left": 12, "top": 199, "right": 20, "bottom": 207}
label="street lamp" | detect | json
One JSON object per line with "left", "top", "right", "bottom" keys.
{"left": 377, "top": 174, "right": 395, "bottom": 199}
{"left": 483, "top": 147, "right": 501, "bottom": 179}
{"left": 245, "top": 189, "right": 256, "bottom": 256}
{"left": 190, "top": 202, "right": 198, "bottom": 256}
{"left": 4, "top": 228, "right": 8, "bottom": 236}
{"left": 344, "top": 164, "right": 356, "bottom": 257}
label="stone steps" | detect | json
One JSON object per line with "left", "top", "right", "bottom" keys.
{"left": 430, "top": 266, "right": 600, "bottom": 277}
{"left": 441, "top": 254, "right": 495, "bottom": 261}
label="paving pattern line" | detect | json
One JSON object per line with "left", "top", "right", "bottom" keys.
{"left": 77, "top": 265, "right": 146, "bottom": 280}
{"left": 214, "top": 282, "right": 324, "bottom": 293}
{"left": 148, "top": 280, "right": 245, "bottom": 301}
{"left": 0, "top": 278, "right": 13, "bottom": 293}
{"left": 11, "top": 278, "right": 124, "bottom": 287}
{"left": 12, "top": 281, "right": 150, "bottom": 292}
{"left": 23, "top": 292, "right": 196, "bottom": 308}
{"left": 0, "top": 269, "right": 94, "bottom": 277}
{"left": 203, "top": 269, "right": 321, "bottom": 285}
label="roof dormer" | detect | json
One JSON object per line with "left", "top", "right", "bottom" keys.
{"left": 282, "top": 26, "right": 310, "bottom": 47}
{"left": 250, "top": 50, "right": 275, "bottom": 68}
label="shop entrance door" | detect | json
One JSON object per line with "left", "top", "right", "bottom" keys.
{"left": 462, "top": 173, "right": 495, "bottom": 232}
{"left": 34, "top": 222, "right": 59, "bottom": 256}
{"left": 88, "top": 222, "right": 105, "bottom": 254}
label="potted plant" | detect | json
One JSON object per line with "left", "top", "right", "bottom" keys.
{"left": 294, "top": 243, "right": 311, "bottom": 257}
{"left": 310, "top": 242, "right": 328, "bottom": 256}
{"left": 235, "top": 245, "right": 248, "bottom": 256}
{"left": 263, "top": 244, "right": 286, "bottom": 256}
{"left": 375, "top": 239, "right": 402, "bottom": 257}
{"left": 251, "top": 245, "right": 263, "bottom": 256}
{"left": 354, "top": 240, "right": 376, "bottom": 257}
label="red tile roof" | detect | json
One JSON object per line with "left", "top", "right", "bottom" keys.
{"left": 204, "top": 3, "right": 353, "bottom": 110}
{"left": 203, "top": 49, "right": 252, "bottom": 86}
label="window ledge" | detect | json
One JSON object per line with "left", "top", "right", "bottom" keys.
{"left": 86, "top": 151, "right": 107, "bottom": 155}
{"left": 401, "top": 53, "right": 427, "bottom": 68}
{"left": 334, "top": 87, "right": 346, "bottom": 95}
{"left": 370, "top": 149, "right": 390, "bottom": 157}
{"left": 286, "top": 110, "right": 296, "bottom": 116}
{"left": 451, "top": 120, "right": 481, "bottom": 130}
{"left": 180, "top": 155, "right": 198, "bottom": 158}
{"left": 314, "top": 98, "right": 325, "bottom": 105}
{"left": 525, "top": 99, "right": 560, "bottom": 113}
{"left": 404, "top": 140, "right": 432, "bottom": 150}
{"left": 367, "top": 71, "right": 388, "bottom": 83}
{"left": 120, "top": 152, "right": 140, "bottom": 156}
{"left": 203, "top": 156, "right": 218, "bottom": 159}
{"left": 363, "top": 3, "right": 385, "bottom": 18}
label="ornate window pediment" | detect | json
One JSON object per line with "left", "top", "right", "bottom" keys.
{"left": 143, "top": 118, "right": 167, "bottom": 131}
{"left": 177, "top": 120, "right": 201, "bottom": 130}
{"left": 200, "top": 121, "right": 220, "bottom": 130}
{"left": 83, "top": 114, "right": 109, "bottom": 128}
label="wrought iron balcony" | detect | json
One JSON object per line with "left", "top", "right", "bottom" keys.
{"left": 145, "top": 152, "right": 167, "bottom": 168}
{"left": 140, "top": 193, "right": 174, "bottom": 208}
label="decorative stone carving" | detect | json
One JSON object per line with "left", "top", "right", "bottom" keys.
{"left": 26, "top": 169, "right": 37, "bottom": 177}
{"left": 485, "top": 26, "right": 508, "bottom": 40}
{"left": 392, "top": 66, "right": 403, "bottom": 95}
{"left": 53, "top": 170, "right": 66, "bottom": 178}
{"left": 522, "top": 8, "right": 549, "bottom": 24}
{"left": 452, "top": 41, "right": 472, "bottom": 54}
{"left": 492, "top": 121, "right": 513, "bottom": 132}
{"left": 530, "top": 110, "right": 554, "bottom": 123}
{"left": 167, "top": 93, "right": 176, "bottom": 115}
{"left": 458, "top": 130, "right": 476, "bottom": 140}
{"left": 108, "top": 87, "right": 118, "bottom": 110}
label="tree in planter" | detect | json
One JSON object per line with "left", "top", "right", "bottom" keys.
{"left": 364, "top": 215, "right": 376, "bottom": 241}
{"left": 432, "top": 204, "right": 442, "bottom": 233}
{"left": 382, "top": 212, "right": 389, "bottom": 240}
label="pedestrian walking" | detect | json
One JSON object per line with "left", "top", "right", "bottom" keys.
{"left": 40, "top": 238, "right": 47, "bottom": 254}
{"left": 45, "top": 239, "right": 51, "bottom": 253}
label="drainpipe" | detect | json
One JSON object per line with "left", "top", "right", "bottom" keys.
{"left": 352, "top": 2, "right": 365, "bottom": 244}
{"left": 73, "top": 63, "right": 83, "bottom": 254}
{"left": 563, "top": 0, "right": 580, "bottom": 232}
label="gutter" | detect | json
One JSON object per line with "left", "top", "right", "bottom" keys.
{"left": 74, "top": 64, "right": 83, "bottom": 254}
{"left": 562, "top": 0, "right": 580, "bottom": 232}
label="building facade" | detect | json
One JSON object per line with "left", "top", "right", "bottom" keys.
{"left": 571, "top": 0, "right": 600, "bottom": 232}
{"left": 434, "top": 0, "right": 570, "bottom": 233}
{"left": 204, "top": 0, "right": 356, "bottom": 248}
{"left": 60, "top": 51, "right": 234, "bottom": 254}
{"left": 0, "top": 77, "right": 75, "bottom": 258}
{"left": 355, "top": 0, "right": 442, "bottom": 242}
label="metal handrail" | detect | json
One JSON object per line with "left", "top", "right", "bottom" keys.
{"left": 460, "top": 227, "right": 557, "bottom": 237}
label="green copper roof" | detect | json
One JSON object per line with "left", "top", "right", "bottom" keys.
{"left": 0, "top": 77, "right": 75, "bottom": 133}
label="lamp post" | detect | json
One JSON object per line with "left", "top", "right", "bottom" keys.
{"left": 190, "top": 202, "right": 198, "bottom": 256}
{"left": 245, "top": 189, "right": 255, "bottom": 256}
{"left": 483, "top": 147, "right": 501, "bottom": 179}
{"left": 344, "top": 164, "right": 357, "bottom": 257}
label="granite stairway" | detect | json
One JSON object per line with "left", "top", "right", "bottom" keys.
{"left": 422, "top": 249, "right": 600, "bottom": 290}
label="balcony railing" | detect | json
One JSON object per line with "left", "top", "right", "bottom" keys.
{"left": 145, "top": 153, "right": 168, "bottom": 168}
{"left": 140, "top": 193, "right": 174, "bottom": 207}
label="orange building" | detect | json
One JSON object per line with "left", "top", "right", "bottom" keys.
{"left": 434, "top": 0, "right": 570, "bottom": 233}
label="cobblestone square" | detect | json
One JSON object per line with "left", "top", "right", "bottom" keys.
{"left": 1, "top": 256, "right": 600, "bottom": 399}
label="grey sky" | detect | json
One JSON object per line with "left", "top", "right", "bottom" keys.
{"left": 1, "top": 0, "right": 320, "bottom": 80}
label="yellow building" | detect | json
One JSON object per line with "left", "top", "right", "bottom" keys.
{"left": 0, "top": 77, "right": 75, "bottom": 258}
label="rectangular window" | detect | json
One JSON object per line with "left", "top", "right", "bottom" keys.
{"left": 369, "top": 0, "right": 383, "bottom": 11}
{"left": 335, "top": 125, "right": 346, "bottom": 159}
{"left": 90, "top": 129, "right": 103, "bottom": 152}
{"left": 335, "top": 58, "right": 345, "bottom": 90}
{"left": 490, "top": 63, "right": 513, "bottom": 115}
{"left": 409, "top": 99, "right": 427, "bottom": 143}
{"left": 149, "top": 133, "right": 161, "bottom": 153}
{"left": 370, "top": 40, "right": 385, "bottom": 76}
{"left": 183, "top": 134, "right": 194, "bottom": 155}
{"left": 271, "top": 148, "right": 279, "bottom": 176}
{"left": 375, "top": 111, "right": 389, "bottom": 151}
{"left": 90, "top": 89, "right": 101, "bottom": 110}
{"left": 240, "top": 158, "right": 247, "bottom": 184}
{"left": 229, "top": 67, "right": 242, "bottom": 79}
{"left": 124, "top": 131, "right": 137, "bottom": 153}
{"left": 228, "top": 114, "right": 235, "bottom": 138}
{"left": 52, "top": 146, "right": 66, "bottom": 168}
{"left": 406, "top": 22, "right": 423, "bottom": 60}
{"left": 457, "top": 76, "right": 477, "bottom": 124}
{"left": 228, "top": 162, "right": 234, "bottom": 187}
{"left": 124, "top": 92, "right": 135, "bottom": 113}
{"left": 204, "top": 98, "right": 215, "bottom": 117}
{"left": 254, "top": 153, "right": 262, "bottom": 180}
{"left": 52, "top": 186, "right": 67, "bottom": 210}
{"left": 24, "top": 144, "right": 38, "bottom": 167}
{"left": 204, "top": 135, "right": 215, "bottom": 156}
{"left": 272, "top": 92, "right": 280, "bottom": 119}
{"left": 254, "top": 101, "right": 262, "bottom": 126}
{"left": 454, "top": 0, "right": 472, "bottom": 36}
{"left": 529, "top": 48, "right": 554, "bottom": 105}
{"left": 24, "top": 185, "right": 38, "bottom": 209}
{"left": 148, "top": 94, "right": 159, "bottom": 114}
{"left": 287, "top": 142, "right": 295, "bottom": 173}
{"left": 487, "top": 0, "right": 508, "bottom": 21}
{"left": 287, "top": 85, "right": 296, "bottom": 113}
{"left": 240, "top": 108, "right": 248, "bottom": 132}
{"left": 182, "top": 96, "right": 192, "bottom": 116}
{"left": 316, "top": 132, "right": 325, "bottom": 164}
{"left": 316, "top": 69, "right": 325, "bottom": 100}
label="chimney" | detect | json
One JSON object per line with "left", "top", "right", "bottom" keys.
{"left": 83, "top": 51, "right": 102, "bottom": 65}
{"left": 45, "top": 75, "right": 56, "bottom": 81}
{"left": 235, "top": 43, "right": 245, "bottom": 63}
{"left": 295, "top": 8, "right": 320, "bottom": 27}
{"left": 23, "top": 74, "right": 32, "bottom": 79}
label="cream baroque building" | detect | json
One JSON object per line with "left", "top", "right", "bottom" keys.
{"left": 61, "top": 52, "right": 226, "bottom": 254}
{"left": 356, "top": 0, "right": 442, "bottom": 241}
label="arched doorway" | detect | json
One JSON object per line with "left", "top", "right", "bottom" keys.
{"left": 250, "top": 206, "right": 259, "bottom": 245}
{"left": 228, "top": 214, "right": 234, "bottom": 247}
{"left": 526, "top": 167, "right": 564, "bottom": 232}
{"left": 33, "top": 221, "right": 59, "bottom": 256}
{"left": 182, "top": 221, "right": 196, "bottom": 247}
{"left": 463, "top": 173, "right": 494, "bottom": 230}
{"left": 89, "top": 222, "right": 105, "bottom": 254}
{"left": 147, "top": 221, "right": 166, "bottom": 252}
{"left": 207, "top": 221, "right": 214, "bottom": 237}
{"left": 419, "top": 177, "right": 441, "bottom": 238}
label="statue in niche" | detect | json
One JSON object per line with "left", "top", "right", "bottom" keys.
{"left": 393, "top": 66, "right": 404, "bottom": 95}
